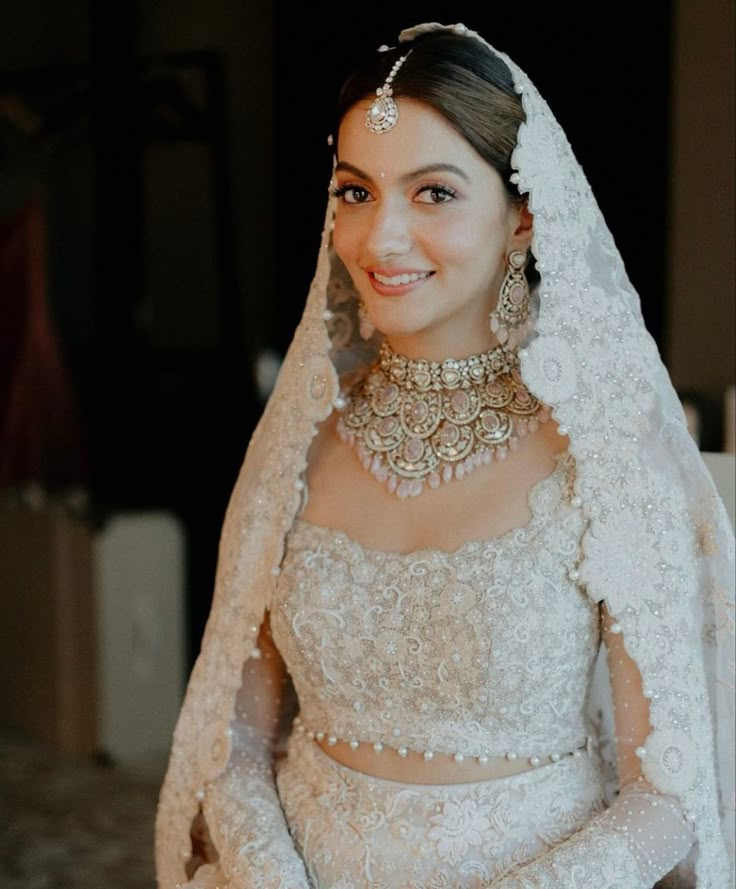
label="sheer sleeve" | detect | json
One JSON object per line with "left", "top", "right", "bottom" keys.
{"left": 180, "top": 614, "right": 311, "bottom": 889}
{"left": 488, "top": 605, "right": 696, "bottom": 889}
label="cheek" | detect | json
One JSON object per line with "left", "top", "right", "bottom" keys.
{"left": 425, "top": 212, "right": 508, "bottom": 265}
{"left": 332, "top": 216, "right": 361, "bottom": 265}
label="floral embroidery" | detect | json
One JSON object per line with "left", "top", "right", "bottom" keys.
{"left": 520, "top": 335, "right": 577, "bottom": 404}
{"left": 300, "top": 354, "right": 339, "bottom": 421}
{"left": 197, "top": 722, "right": 232, "bottom": 783}
{"left": 427, "top": 799, "right": 493, "bottom": 864}
{"left": 642, "top": 729, "right": 698, "bottom": 795}
{"left": 272, "top": 457, "right": 599, "bottom": 760}
{"left": 277, "top": 732, "right": 603, "bottom": 887}
{"left": 580, "top": 512, "right": 661, "bottom": 613}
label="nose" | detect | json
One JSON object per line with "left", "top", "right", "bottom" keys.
{"left": 363, "top": 200, "right": 412, "bottom": 261}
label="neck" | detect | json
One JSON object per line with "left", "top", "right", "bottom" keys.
{"left": 380, "top": 338, "right": 510, "bottom": 371}
{"left": 384, "top": 329, "right": 503, "bottom": 362}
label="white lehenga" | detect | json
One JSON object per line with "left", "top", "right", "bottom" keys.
{"left": 180, "top": 454, "right": 697, "bottom": 889}
{"left": 276, "top": 733, "right": 605, "bottom": 888}
{"left": 273, "top": 456, "right": 611, "bottom": 888}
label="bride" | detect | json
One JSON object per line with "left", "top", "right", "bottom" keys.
{"left": 155, "top": 22, "right": 734, "bottom": 889}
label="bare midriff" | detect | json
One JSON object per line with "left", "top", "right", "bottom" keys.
{"left": 314, "top": 737, "right": 586, "bottom": 784}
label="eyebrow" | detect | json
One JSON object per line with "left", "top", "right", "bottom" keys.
{"left": 334, "top": 161, "right": 471, "bottom": 185}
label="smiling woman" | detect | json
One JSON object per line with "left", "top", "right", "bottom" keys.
{"left": 155, "top": 21, "right": 734, "bottom": 889}
{"left": 330, "top": 99, "right": 532, "bottom": 359}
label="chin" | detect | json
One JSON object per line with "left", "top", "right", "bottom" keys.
{"left": 366, "top": 304, "right": 435, "bottom": 336}
{"left": 372, "top": 319, "right": 430, "bottom": 341}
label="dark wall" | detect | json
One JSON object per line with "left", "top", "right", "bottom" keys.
{"left": 1, "top": 2, "right": 676, "bottom": 666}
{"left": 0, "top": 2, "right": 273, "bottom": 666}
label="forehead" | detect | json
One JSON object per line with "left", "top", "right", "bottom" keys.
{"left": 336, "top": 97, "right": 485, "bottom": 177}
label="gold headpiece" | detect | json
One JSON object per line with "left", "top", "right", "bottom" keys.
{"left": 364, "top": 49, "right": 412, "bottom": 134}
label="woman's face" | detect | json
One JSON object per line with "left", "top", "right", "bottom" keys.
{"left": 332, "top": 97, "right": 532, "bottom": 359}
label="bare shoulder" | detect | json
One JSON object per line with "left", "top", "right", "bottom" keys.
{"left": 304, "top": 409, "right": 343, "bottom": 477}
{"left": 301, "top": 409, "right": 368, "bottom": 529}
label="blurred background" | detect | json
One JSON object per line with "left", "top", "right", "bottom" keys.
{"left": 0, "top": 1, "right": 733, "bottom": 886}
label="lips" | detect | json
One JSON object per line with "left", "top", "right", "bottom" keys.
{"left": 366, "top": 268, "right": 435, "bottom": 295}
{"left": 372, "top": 270, "right": 432, "bottom": 286}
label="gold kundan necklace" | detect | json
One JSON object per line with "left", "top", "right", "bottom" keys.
{"left": 336, "top": 340, "right": 549, "bottom": 499}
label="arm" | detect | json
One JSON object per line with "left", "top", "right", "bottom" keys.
{"left": 183, "top": 614, "right": 312, "bottom": 889}
{"left": 489, "top": 605, "right": 695, "bottom": 889}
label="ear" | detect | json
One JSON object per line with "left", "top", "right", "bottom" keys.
{"left": 509, "top": 201, "right": 533, "bottom": 250}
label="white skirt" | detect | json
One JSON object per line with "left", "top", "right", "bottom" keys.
{"left": 276, "top": 733, "right": 605, "bottom": 889}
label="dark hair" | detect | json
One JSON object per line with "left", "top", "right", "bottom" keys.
{"left": 334, "top": 31, "right": 526, "bottom": 205}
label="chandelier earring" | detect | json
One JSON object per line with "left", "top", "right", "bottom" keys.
{"left": 358, "top": 300, "right": 375, "bottom": 340}
{"left": 490, "top": 250, "right": 530, "bottom": 346}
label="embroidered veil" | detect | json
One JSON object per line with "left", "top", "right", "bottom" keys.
{"left": 155, "top": 22, "right": 735, "bottom": 888}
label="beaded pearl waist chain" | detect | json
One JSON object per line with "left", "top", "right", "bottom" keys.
{"left": 292, "top": 717, "right": 591, "bottom": 775}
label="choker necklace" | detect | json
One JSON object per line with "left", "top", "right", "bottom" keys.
{"left": 337, "top": 341, "right": 549, "bottom": 499}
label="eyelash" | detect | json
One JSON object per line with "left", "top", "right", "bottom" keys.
{"left": 416, "top": 183, "right": 458, "bottom": 203}
{"left": 329, "top": 183, "right": 368, "bottom": 201}
{"left": 329, "top": 182, "right": 459, "bottom": 204}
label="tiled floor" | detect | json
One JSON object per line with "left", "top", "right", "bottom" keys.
{"left": 0, "top": 726, "right": 164, "bottom": 889}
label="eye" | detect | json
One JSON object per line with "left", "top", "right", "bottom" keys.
{"left": 415, "top": 184, "right": 458, "bottom": 204}
{"left": 330, "top": 183, "right": 373, "bottom": 204}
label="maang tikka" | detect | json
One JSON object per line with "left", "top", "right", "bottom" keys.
{"left": 365, "top": 49, "right": 412, "bottom": 134}
{"left": 490, "top": 250, "right": 530, "bottom": 345}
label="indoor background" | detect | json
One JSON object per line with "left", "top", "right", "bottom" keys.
{"left": 0, "top": 1, "right": 733, "bottom": 887}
